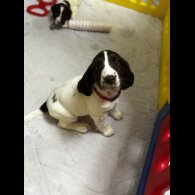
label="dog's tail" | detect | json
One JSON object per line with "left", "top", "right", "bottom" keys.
{"left": 24, "top": 102, "right": 48, "bottom": 124}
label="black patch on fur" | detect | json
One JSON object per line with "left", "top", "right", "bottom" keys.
{"left": 77, "top": 64, "right": 95, "bottom": 96}
{"left": 63, "top": 0, "right": 70, "bottom": 8}
{"left": 52, "top": 94, "right": 57, "bottom": 103}
{"left": 51, "top": 2, "right": 72, "bottom": 25}
{"left": 91, "top": 51, "right": 106, "bottom": 89}
{"left": 51, "top": 4, "right": 61, "bottom": 18}
{"left": 40, "top": 102, "right": 48, "bottom": 113}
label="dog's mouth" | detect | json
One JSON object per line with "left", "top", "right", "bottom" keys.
{"left": 56, "top": 19, "right": 66, "bottom": 26}
{"left": 100, "top": 76, "right": 120, "bottom": 91}
{"left": 50, "top": 20, "right": 63, "bottom": 30}
{"left": 101, "top": 82, "right": 120, "bottom": 91}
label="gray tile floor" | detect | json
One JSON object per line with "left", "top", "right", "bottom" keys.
{"left": 24, "top": 0, "right": 162, "bottom": 194}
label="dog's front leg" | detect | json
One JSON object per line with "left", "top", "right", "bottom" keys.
{"left": 90, "top": 114, "right": 114, "bottom": 137}
{"left": 109, "top": 103, "right": 123, "bottom": 120}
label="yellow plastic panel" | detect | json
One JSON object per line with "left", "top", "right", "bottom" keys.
{"left": 106, "top": 0, "right": 169, "bottom": 17}
{"left": 158, "top": 7, "right": 170, "bottom": 110}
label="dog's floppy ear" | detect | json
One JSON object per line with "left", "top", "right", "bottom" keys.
{"left": 120, "top": 69, "right": 134, "bottom": 90}
{"left": 51, "top": 4, "right": 59, "bottom": 15}
{"left": 119, "top": 58, "right": 134, "bottom": 90}
{"left": 77, "top": 64, "right": 94, "bottom": 96}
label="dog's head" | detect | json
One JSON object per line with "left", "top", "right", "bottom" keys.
{"left": 50, "top": 1, "right": 72, "bottom": 26}
{"left": 77, "top": 50, "right": 134, "bottom": 96}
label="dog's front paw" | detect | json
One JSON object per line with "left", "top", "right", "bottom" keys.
{"left": 109, "top": 109, "right": 123, "bottom": 121}
{"left": 100, "top": 125, "right": 115, "bottom": 137}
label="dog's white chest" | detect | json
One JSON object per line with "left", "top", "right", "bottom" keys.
{"left": 101, "top": 100, "right": 116, "bottom": 111}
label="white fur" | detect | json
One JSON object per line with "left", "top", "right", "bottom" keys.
{"left": 101, "top": 51, "right": 120, "bottom": 88}
{"left": 44, "top": 75, "right": 121, "bottom": 136}
{"left": 24, "top": 109, "right": 44, "bottom": 124}
{"left": 58, "top": 0, "right": 80, "bottom": 19}
{"left": 55, "top": 6, "right": 64, "bottom": 24}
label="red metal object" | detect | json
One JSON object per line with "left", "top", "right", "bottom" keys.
{"left": 26, "top": 0, "right": 57, "bottom": 17}
{"left": 144, "top": 113, "right": 170, "bottom": 195}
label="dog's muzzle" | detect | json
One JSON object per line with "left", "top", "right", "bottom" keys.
{"left": 103, "top": 75, "right": 116, "bottom": 85}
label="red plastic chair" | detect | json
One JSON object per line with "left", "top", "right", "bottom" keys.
{"left": 144, "top": 113, "right": 170, "bottom": 195}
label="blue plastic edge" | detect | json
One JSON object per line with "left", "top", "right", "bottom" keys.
{"left": 135, "top": 103, "right": 170, "bottom": 195}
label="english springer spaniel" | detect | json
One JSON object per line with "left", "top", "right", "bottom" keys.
{"left": 25, "top": 50, "right": 134, "bottom": 137}
{"left": 49, "top": 0, "right": 80, "bottom": 29}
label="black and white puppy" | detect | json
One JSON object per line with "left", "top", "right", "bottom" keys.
{"left": 49, "top": 0, "right": 80, "bottom": 29}
{"left": 25, "top": 50, "right": 134, "bottom": 137}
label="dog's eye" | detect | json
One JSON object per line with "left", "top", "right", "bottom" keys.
{"left": 53, "top": 12, "right": 59, "bottom": 17}
{"left": 53, "top": 12, "right": 58, "bottom": 16}
{"left": 115, "top": 59, "right": 120, "bottom": 66}
{"left": 94, "top": 65, "right": 99, "bottom": 71}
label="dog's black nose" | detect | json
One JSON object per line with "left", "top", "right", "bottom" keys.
{"left": 104, "top": 75, "right": 116, "bottom": 84}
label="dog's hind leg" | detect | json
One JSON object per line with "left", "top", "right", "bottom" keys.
{"left": 57, "top": 121, "right": 90, "bottom": 133}
{"left": 48, "top": 100, "right": 90, "bottom": 133}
